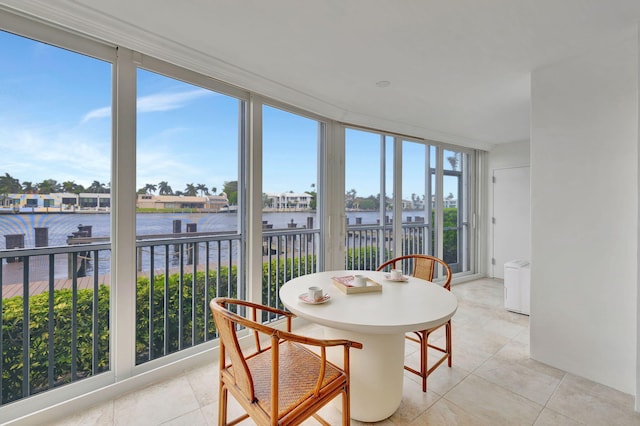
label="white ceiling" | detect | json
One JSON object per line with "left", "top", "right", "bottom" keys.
{"left": 3, "top": 0, "right": 640, "bottom": 150}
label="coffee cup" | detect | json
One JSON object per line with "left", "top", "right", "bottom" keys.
{"left": 308, "top": 286, "right": 323, "bottom": 301}
{"left": 353, "top": 274, "right": 367, "bottom": 287}
{"left": 390, "top": 269, "right": 403, "bottom": 280}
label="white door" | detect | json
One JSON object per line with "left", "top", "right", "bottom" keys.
{"left": 492, "top": 166, "right": 530, "bottom": 278}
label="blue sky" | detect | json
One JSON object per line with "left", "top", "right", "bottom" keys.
{"left": 1, "top": 30, "right": 457, "bottom": 200}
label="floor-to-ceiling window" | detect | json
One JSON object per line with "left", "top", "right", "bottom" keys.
{"left": 345, "top": 127, "right": 475, "bottom": 277}
{"left": 134, "top": 65, "right": 245, "bottom": 364}
{"left": 344, "top": 129, "right": 390, "bottom": 269}
{"left": 0, "top": 27, "right": 114, "bottom": 405}
{"left": 261, "top": 104, "right": 323, "bottom": 308}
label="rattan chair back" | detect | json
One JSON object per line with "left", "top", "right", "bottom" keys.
{"left": 210, "top": 297, "right": 362, "bottom": 425}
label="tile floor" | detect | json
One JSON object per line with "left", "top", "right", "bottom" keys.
{"left": 52, "top": 278, "right": 640, "bottom": 425}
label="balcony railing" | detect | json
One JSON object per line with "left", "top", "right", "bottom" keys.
{"left": 1, "top": 220, "right": 461, "bottom": 406}
{"left": 0, "top": 244, "right": 111, "bottom": 405}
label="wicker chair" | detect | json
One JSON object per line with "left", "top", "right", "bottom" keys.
{"left": 209, "top": 297, "right": 362, "bottom": 425}
{"left": 376, "top": 254, "right": 453, "bottom": 392}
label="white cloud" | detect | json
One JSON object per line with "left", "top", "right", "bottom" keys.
{"left": 81, "top": 88, "right": 212, "bottom": 123}
{"left": 81, "top": 106, "right": 110, "bottom": 123}
{"left": 137, "top": 89, "right": 211, "bottom": 113}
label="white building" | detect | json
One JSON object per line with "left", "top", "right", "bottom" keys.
{"left": 264, "top": 192, "right": 312, "bottom": 211}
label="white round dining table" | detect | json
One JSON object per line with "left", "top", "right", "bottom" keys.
{"left": 279, "top": 270, "right": 458, "bottom": 422}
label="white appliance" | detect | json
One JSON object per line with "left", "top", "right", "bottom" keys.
{"left": 504, "top": 260, "right": 530, "bottom": 315}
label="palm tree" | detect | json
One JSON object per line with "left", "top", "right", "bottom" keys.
{"left": 22, "top": 181, "right": 34, "bottom": 193}
{"left": 62, "top": 181, "right": 85, "bottom": 194}
{"left": 143, "top": 183, "right": 157, "bottom": 195}
{"left": 88, "top": 180, "right": 107, "bottom": 193}
{"left": 158, "top": 181, "right": 173, "bottom": 195}
{"left": 211, "top": 186, "right": 217, "bottom": 195}
{"left": 346, "top": 188, "right": 357, "bottom": 208}
{"left": 0, "top": 173, "right": 21, "bottom": 194}
{"left": 36, "top": 179, "right": 61, "bottom": 194}
{"left": 447, "top": 155, "right": 459, "bottom": 171}
{"left": 196, "top": 183, "right": 209, "bottom": 196}
{"left": 184, "top": 183, "right": 197, "bottom": 196}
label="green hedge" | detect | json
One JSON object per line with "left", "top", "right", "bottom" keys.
{"left": 2, "top": 286, "right": 110, "bottom": 404}
{"left": 2, "top": 256, "right": 316, "bottom": 404}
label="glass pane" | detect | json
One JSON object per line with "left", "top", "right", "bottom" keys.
{"left": 345, "top": 129, "right": 381, "bottom": 225}
{"left": 136, "top": 69, "right": 240, "bottom": 235}
{"left": 135, "top": 69, "right": 241, "bottom": 362}
{"left": 443, "top": 174, "right": 460, "bottom": 266}
{"left": 384, "top": 135, "right": 394, "bottom": 215}
{"left": 0, "top": 30, "right": 112, "bottom": 403}
{"left": 444, "top": 149, "right": 461, "bottom": 171}
{"left": 262, "top": 105, "right": 318, "bottom": 230}
{"left": 262, "top": 105, "right": 321, "bottom": 305}
{"left": 402, "top": 141, "right": 430, "bottom": 255}
{"left": 345, "top": 128, "right": 384, "bottom": 270}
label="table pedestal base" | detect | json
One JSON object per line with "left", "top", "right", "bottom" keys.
{"left": 324, "top": 327, "right": 404, "bottom": 422}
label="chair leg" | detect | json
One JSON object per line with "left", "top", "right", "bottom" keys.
{"left": 219, "top": 384, "right": 228, "bottom": 426}
{"left": 342, "top": 387, "right": 350, "bottom": 425}
{"left": 446, "top": 321, "right": 452, "bottom": 367}
{"left": 421, "top": 330, "right": 429, "bottom": 392}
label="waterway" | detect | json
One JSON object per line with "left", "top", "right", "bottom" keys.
{"left": 0, "top": 210, "right": 427, "bottom": 250}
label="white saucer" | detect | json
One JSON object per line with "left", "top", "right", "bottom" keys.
{"left": 384, "top": 274, "right": 409, "bottom": 282}
{"left": 298, "top": 293, "right": 331, "bottom": 304}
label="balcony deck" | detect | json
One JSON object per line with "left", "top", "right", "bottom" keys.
{"left": 49, "top": 278, "right": 640, "bottom": 426}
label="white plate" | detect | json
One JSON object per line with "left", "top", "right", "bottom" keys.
{"left": 298, "top": 293, "right": 331, "bottom": 304}
{"left": 384, "top": 274, "right": 409, "bottom": 282}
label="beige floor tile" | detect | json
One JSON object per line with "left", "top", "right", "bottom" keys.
{"left": 444, "top": 374, "right": 543, "bottom": 425}
{"left": 50, "top": 400, "right": 115, "bottom": 425}
{"left": 403, "top": 362, "right": 470, "bottom": 397}
{"left": 198, "top": 402, "right": 217, "bottom": 426}
{"left": 533, "top": 408, "right": 584, "bottom": 426}
{"left": 185, "top": 364, "right": 219, "bottom": 407}
{"left": 387, "top": 377, "right": 441, "bottom": 425}
{"left": 474, "top": 354, "right": 564, "bottom": 405}
{"left": 160, "top": 408, "right": 209, "bottom": 426}
{"left": 113, "top": 375, "right": 200, "bottom": 426}
{"left": 409, "top": 396, "right": 492, "bottom": 426}
{"left": 546, "top": 374, "right": 640, "bottom": 425}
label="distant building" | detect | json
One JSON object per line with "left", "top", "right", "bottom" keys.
{"left": 264, "top": 192, "right": 312, "bottom": 211}
{"left": 0, "top": 193, "right": 230, "bottom": 212}
{"left": 0, "top": 192, "right": 110, "bottom": 212}
{"left": 136, "top": 194, "right": 229, "bottom": 211}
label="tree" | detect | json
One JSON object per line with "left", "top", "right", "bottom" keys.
{"left": 196, "top": 183, "right": 209, "bottom": 196}
{"left": 87, "top": 180, "right": 108, "bottom": 193}
{"left": 447, "top": 155, "right": 459, "bottom": 171}
{"left": 211, "top": 186, "right": 217, "bottom": 195}
{"left": 158, "top": 181, "right": 173, "bottom": 195}
{"left": 36, "top": 179, "right": 61, "bottom": 194}
{"left": 62, "top": 180, "right": 84, "bottom": 194}
{"left": 305, "top": 182, "right": 317, "bottom": 210}
{"left": 22, "top": 181, "right": 34, "bottom": 193}
{"left": 0, "top": 174, "right": 21, "bottom": 201}
{"left": 222, "top": 180, "right": 238, "bottom": 205}
{"left": 184, "top": 183, "right": 198, "bottom": 196}
{"left": 142, "top": 183, "right": 157, "bottom": 195}
{"left": 345, "top": 188, "right": 357, "bottom": 208}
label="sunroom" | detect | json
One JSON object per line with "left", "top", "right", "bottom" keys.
{"left": 1, "top": 1, "right": 639, "bottom": 424}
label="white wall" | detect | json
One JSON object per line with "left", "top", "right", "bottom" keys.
{"left": 487, "top": 141, "right": 530, "bottom": 276}
{"left": 530, "top": 33, "right": 638, "bottom": 396}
